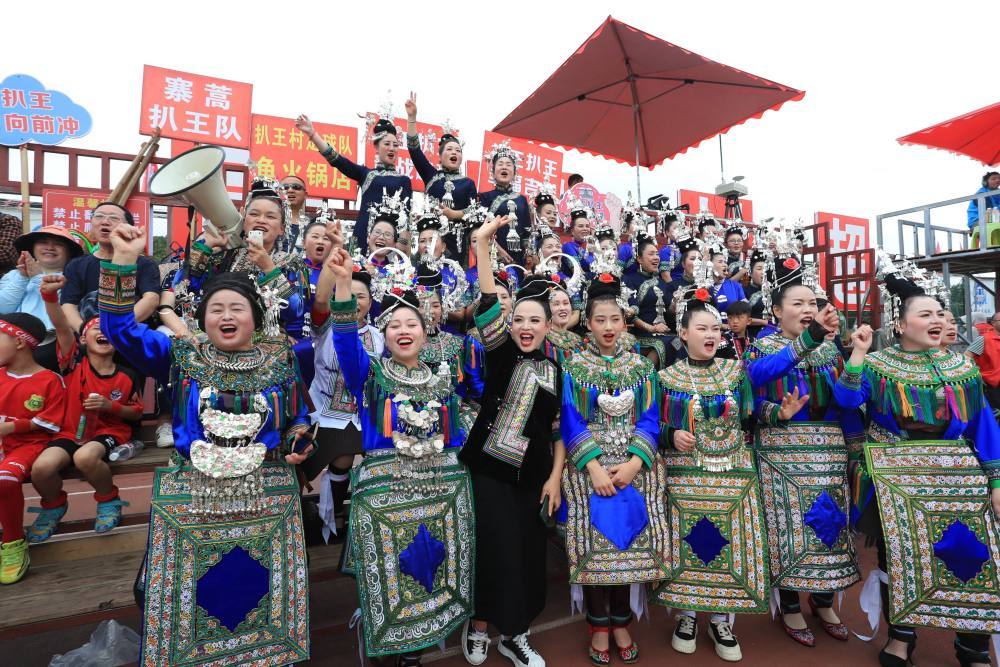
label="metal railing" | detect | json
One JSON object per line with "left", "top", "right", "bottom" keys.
{"left": 876, "top": 188, "right": 1000, "bottom": 259}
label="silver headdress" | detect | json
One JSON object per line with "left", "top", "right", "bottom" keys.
{"left": 875, "top": 249, "right": 949, "bottom": 331}
{"left": 368, "top": 247, "right": 421, "bottom": 330}
{"left": 755, "top": 217, "right": 813, "bottom": 317}
{"left": 487, "top": 138, "right": 518, "bottom": 168}
{"left": 364, "top": 93, "right": 397, "bottom": 143}
{"left": 367, "top": 188, "right": 409, "bottom": 243}
{"left": 534, "top": 251, "right": 584, "bottom": 302}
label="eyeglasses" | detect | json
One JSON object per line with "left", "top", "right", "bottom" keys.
{"left": 282, "top": 183, "right": 305, "bottom": 191}
{"left": 91, "top": 213, "right": 124, "bottom": 223}
{"left": 370, "top": 230, "right": 395, "bottom": 241}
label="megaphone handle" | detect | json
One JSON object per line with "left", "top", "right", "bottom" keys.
{"left": 183, "top": 205, "right": 196, "bottom": 276}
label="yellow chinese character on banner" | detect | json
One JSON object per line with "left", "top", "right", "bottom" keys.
{"left": 332, "top": 170, "right": 350, "bottom": 192}
{"left": 254, "top": 124, "right": 270, "bottom": 145}
{"left": 272, "top": 127, "right": 287, "bottom": 147}
{"left": 338, "top": 135, "right": 353, "bottom": 157}
{"left": 282, "top": 159, "right": 302, "bottom": 177}
{"left": 256, "top": 156, "right": 276, "bottom": 180}
{"left": 306, "top": 162, "right": 329, "bottom": 188}
{"left": 73, "top": 197, "right": 85, "bottom": 207}
{"left": 288, "top": 127, "right": 305, "bottom": 150}
{"left": 86, "top": 197, "right": 99, "bottom": 208}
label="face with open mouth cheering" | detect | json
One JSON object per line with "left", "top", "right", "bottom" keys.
{"left": 303, "top": 225, "right": 330, "bottom": 264}
{"left": 440, "top": 141, "right": 463, "bottom": 171}
{"left": 896, "top": 295, "right": 946, "bottom": 351}
{"left": 493, "top": 157, "right": 516, "bottom": 188}
{"left": 375, "top": 135, "right": 399, "bottom": 168}
{"left": 204, "top": 290, "right": 257, "bottom": 352}
{"left": 385, "top": 306, "right": 426, "bottom": 364}
{"left": 772, "top": 285, "right": 819, "bottom": 338}
{"left": 369, "top": 221, "right": 396, "bottom": 256}
{"left": 511, "top": 299, "right": 551, "bottom": 353}
{"left": 681, "top": 310, "right": 722, "bottom": 360}
{"left": 82, "top": 318, "right": 115, "bottom": 355}
{"left": 242, "top": 198, "right": 284, "bottom": 250}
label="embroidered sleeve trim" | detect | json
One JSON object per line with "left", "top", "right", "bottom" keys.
{"left": 98, "top": 261, "right": 137, "bottom": 313}
{"left": 628, "top": 433, "right": 655, "bottom": 469}
{"left": 330, "top": 296, "right": 358, "bottom": 324}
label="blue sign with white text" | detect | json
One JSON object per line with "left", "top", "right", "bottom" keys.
{"left": 0, "top": 74, "right": 92, "bottom": 146}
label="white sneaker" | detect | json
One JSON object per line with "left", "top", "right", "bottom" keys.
{"left": 462, "top": 619, "right": 489, "bottom": 666}
{"left": 155, "top": 422, "right": 174, "bottom": 448}
{"left": 671, "top": 614, "right": 697, "bottom": 654}
{"left": 709, "top": 619, "right": 743, "bottom": 662}
{"left": 498, "top": 632, "right": 544, "bottom": 667}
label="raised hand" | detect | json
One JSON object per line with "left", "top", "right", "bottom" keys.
{"left": 294, "top": 114, "right": 315, "bottom": 137}
{"left": 325, "top": 220, "right": 344, "bottom": 249}
{"left": 245, "top": 236, "right": 275, "bottom": 273}
{"left": 404, "top": 92, "right": 417, "bottom": 120}
{"left": 851, "top": 324, "right": 874, "bottom": 354}
{"left": 203, "top": 224, "right": 227, "bottom": 250}
{"left": 40, "top": 273, "right": 65, "bottom": 294}
{"left": 479, "top": 215, "right": 510, "bottom": 241}
{"left": 818, "top": 303, "right": 840, "bottom": 334}
{"left": 110, "top": 223, "right": 147, "bottom": 262}
{"left": 777, "top": 386, "right": 810, "bottom": 421}
{"left": 328, "top": 247, "right": 353, "bottom": 281}
{"left": 17, "top": 251, "right": 40, "bottom": 278}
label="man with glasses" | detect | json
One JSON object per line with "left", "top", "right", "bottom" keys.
{"left": 280, "top": 175, "right": 308, "bottom": 253}
{"left": 60, "top": 202, "right": 161, "bottom": 332}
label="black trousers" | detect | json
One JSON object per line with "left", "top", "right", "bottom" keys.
{"left": 777, "top": 588, "right": 834, "bottom": 613}
{"left": 584, "top": 585, "right": 632, "bottom": 629}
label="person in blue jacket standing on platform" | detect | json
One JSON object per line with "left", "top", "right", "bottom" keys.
{"left": 296, "top": 111, "right": 411, "bottom": 255}
{"left": 967, "top": 171, "right": 1000, "bottom": 229}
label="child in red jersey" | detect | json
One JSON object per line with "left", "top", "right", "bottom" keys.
{"left": 26, "top": 274, "right": 143, "bottom": 544}
{"left": 0, "top": 313, "right": 66, "bottom": 584}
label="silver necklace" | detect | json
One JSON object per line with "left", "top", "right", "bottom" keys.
{"left": 383, "top": 358, "right": 433, "bottom": 386}
{"left": 199, "top": 344, "right": 266, "bottom": 372}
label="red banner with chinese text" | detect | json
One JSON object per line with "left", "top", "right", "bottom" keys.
{"left": 250, "top": 114, "right": 358, "bottom": 200}
{"left": 677, "top": 189, "right": 754, "bottom": 222}
{"left": 42, "top": 188, "right": 151, "bottom": 251}
{"left": 815, "top": 211, "right": 871, "bottom": 310}
{"left": 362, "top": 116, "right": 447, "bottom": 193}
{"left": 477, "top": 131, "right": 563, "bottom": 199}
{"left": 139, "top": 65, "right": 252, "bottom": 148}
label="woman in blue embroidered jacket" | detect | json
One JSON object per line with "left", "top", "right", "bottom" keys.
{"left": 745, "top": 253, "right": 870, "bottom": 648}
{"left": 625, "top": 232, "right": 674, "bottom": 369}
{"left": 327, "top": 247, "right": 472, "bottom": 667}
{"left": 457, "top": 215, "right": 565, "bottom": 667}
{"left": 99, "top": 223, "right": 313, "bottom": 666}
{"left": 840, "top": 264, "right": 1000, "bottom": 667}
{"left": 561, "top": 266, "right": 666, "bottom": 665}
{"left": 296, "top": 113, "right": 412, "bottom": 254}
{"left": 405, "top": 93, "right": 476, "bottom": 259}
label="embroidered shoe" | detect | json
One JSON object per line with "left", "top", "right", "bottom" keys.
{"left": 498, "top": 632, "right": 545, "bottom": 667}
{"left": 709, "top": 619, "right": 743, "bottom": 662}
{"left": 26, "top": 503, "right": 69, "bottom": 544}
{"left": 0, "top": 539, "right": 29, "bottom": 584}
{"left": 671, "top": 614, "right": 697, "bottom": 654}
{"left": 155, "top": 422, "right": 174, "bottom": 448}
{"left": 94, "top": 499, "right": 129, "bottom": 534}
{"left": 462, "top": 619, "right": 490, "bottom": 665}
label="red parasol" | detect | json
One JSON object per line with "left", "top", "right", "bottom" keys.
{"left": 898, "top": 100, "right": 1000, "bottom": 166}
{"left": 492, "top": 16, "right": 804, "bottom": 195}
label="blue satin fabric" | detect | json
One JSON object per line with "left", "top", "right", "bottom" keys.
{"left": 589, "top": 485, "right": 649, "bottom": 551}
{"left": 933, "top": 520, "right": 990, "bottom": 583}
{"left": 398, "top": 523, "right": 446, "bottom": 594}
{"left": 803, "top": 490, "right": 848, "bottom": 549}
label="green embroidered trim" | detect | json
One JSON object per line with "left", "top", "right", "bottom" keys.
{"left": 628, "top": 436, "right": 654, "bottom": 469}
{"left": 330, "top": 296, "right": 358, "bottom": 324}
{"left": 258, "top": 267, "right": 282, "bottom": 285}
{"left": 473, "top": 299, "right": 506, "bottom": 351}
{"left": 571, "top": 439, "right": 602, "bottom": 470}
{"left": 98, "top": 262, "right": 136, "bottom": 312}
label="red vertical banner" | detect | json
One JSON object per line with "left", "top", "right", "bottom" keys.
{"left": 42, "top": 188, "right": 150, "bottom": 251}
{"left": 814, "top": 212, "right": 871, "bottom": 309}
{"left": 477, "top": 131, "right": 564, "bottom": 199}
{"left": 139, "top": 65, "right": 252, "bottom": 148}
{"left": 362, "top": 116, "right": 445, "bottom": 193}
{"left": 250, "top": 114, "right": 358, "bottom": 200}
{"left": 677, "top": 188, "right": 754, "bottom": 222}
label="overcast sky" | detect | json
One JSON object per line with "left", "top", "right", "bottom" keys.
{"left": 5, "top": 1, "right": 996, "bottom": 248}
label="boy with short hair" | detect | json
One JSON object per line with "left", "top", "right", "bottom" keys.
{"left": 0, "top": 313, "right": 66, "bottom": 584}
{"left": 26, "top": 274, "right": 142, "bottom": 544}
{"left": 723, "top": 300, "right": 752, "bottom": 359}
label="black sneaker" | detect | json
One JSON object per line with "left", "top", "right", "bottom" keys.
{"left": 709, "top": 619, "right": 743, "bottom": 662}
{"left": 462, "top": 619, "right": 489, "bottom": 665}
{"left": 498, "top": 632, "right": 545, "bottom": 667}
{"left": 671, "top": 614, "right": 697, "bottom": 654}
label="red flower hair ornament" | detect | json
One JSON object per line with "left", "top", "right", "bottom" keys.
{"left": 597, "top": 273, "right": 615, "bottom": 284}
{"left": 783, "top": 258, "right": 800, "bottom": 270}
{"left": 695, "top": 288, "right": 711, "bottom": 301}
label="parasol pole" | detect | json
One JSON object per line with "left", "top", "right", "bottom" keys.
{"left": 633, "top": 103, "right": 642, "bottom": 203}
{"left": 19, "top": 144, "right": 31, "bottom": 234}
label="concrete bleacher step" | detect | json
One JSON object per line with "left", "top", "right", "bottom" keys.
{"left": 0, "top": 540, "right": 348, "bottom": 635}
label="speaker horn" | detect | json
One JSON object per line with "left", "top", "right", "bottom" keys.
{"left": 149, "top": 145, "right": 242, "bottom": 248}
